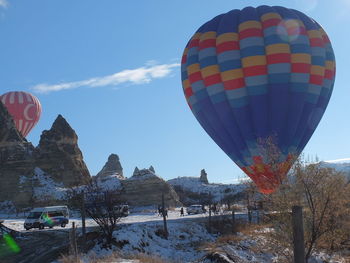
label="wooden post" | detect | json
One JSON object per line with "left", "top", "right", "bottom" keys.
{"left": 70, "top": 222, "right": 78, "bottom": 260}
{"left": 232, "top": 209, "right": 235, "bottom": 233}
{"left": 292, "top": 206, "right": 305, "bottom": 263}
{"left": 81, "top": 191, "right": 86, "bottom": 252}
{"left": 208, "top": 193, "right": 212, "bottom": 233}
{"left": 161, "top": 193, "right": 168, "bottom": 239}
{"left": 248, "top": 208, "right": 252, "bottom": 224}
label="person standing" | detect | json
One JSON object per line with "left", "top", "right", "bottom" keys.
{"left": 180, "top": 207, "right": 184, "bottom": 217}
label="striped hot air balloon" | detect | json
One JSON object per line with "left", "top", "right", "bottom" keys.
{"left": 0, "top": 91, "right": 42, "bottom": 137}
{"left": 181, "top": 6, "right": 336, "bottom": 194}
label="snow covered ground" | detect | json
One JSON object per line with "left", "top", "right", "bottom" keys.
{"left": 84, "top": 221, "right": 216, "bottom": 262}
{"left": 2, "top": 208, "right": 346, "bottom": 263}
{"left": 1, "top": 208, "right": 245, "bottom": 232}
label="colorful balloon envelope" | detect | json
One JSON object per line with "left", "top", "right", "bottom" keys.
{"left": 0, "top": 91, "right": 42, "bottom": 137}
{"left": 181, "top": 6, "right": 336, "bottom": 193}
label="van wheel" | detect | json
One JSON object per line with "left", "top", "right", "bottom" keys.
{"left": 25, "top": 227, "right": 30, "bottom": 231}
{"left": 49, "top": 226, "right": 53, "bottom": 229}
{"left": 39, "top": 224, "right": 44, "bottom": 230}
{"left": 61, "top": 223, "right": 66, "bottom": 228}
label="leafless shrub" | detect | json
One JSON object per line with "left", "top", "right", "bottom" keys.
{"left": 266, "top": 158, "right": 350, "bottom": 262}
{"left": 58, "top": 251, "right": 171, "bottom": 263}
{"left": 83, "top": 181, "right": 125, "bottom": 248}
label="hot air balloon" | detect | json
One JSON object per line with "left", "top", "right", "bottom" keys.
{"left": 181, "top": 6, "right": 336, "bottom": 194}
{"left": 0, "top": 91, "right": 42, "bottom": 137}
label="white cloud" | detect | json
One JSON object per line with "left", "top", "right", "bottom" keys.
{"left": 0, "top": 0, "right": 8, "bottom": 8}
{"left": 32, "top": 62, "right": 180, "bottom": 94}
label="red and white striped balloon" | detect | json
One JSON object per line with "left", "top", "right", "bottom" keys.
{"left": 0, "top": 91, "right": 42, "bottom": 137}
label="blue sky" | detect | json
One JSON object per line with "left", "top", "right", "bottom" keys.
{"left": 0, "top": 0, "right": 349, "bottom": 183}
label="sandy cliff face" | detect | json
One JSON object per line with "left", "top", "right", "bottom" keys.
{"left": 0, "top": 102, "right": 36, "bottom": 207}
{"left": 120, "top": 167, "right": 181, "bottom": 207}
{"left": 0, "top": 106, "right": 91, "bottom": 207}
{"left": 34, "top": 114, "right": 91, "bottom": 187}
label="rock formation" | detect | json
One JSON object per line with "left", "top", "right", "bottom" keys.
{"left": 34, "top": 114, "right": 91, "bottom": 187}
{"left": 0, "top": 102, "right": 36, "bottom": 207}
{"left": 0, "top": 108, "right": 91, "bottom": 207}
{"left": 132, "top": 167, "right": 140, "bottom": 177}
{"left": 121, "top": 167, "right": 181, "bottom": 207}
{"left": 168, "top": 169, "right": 246, "bottom": 205}
{"left": 200, "top": 169, "right": 209, "bottom": 184}
{"left": 97, "top": 154, "right": 123, "bottom": 178}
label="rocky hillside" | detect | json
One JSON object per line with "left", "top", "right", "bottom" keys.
{"left": 168, "top": 170, "right": 246, "bottom": 205}
{"left": 0, "top": 103, "right": 90, "bottom": 208}
{"left": 320, "top": 158, "right": 350, "bottom": 180}
{"left": 0, "top": 102, "right": 36, "bottom": 207}
{"left": 92, "top": 155, "right": 181, "bottom": 207}
{"left": 120, "top": 167, "right": 181, "bottom": 207}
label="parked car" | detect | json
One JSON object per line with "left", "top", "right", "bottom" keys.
{"left": 24, "top": 206, "right": 69, "bottom": 230}
{"left": 113, "top": 204, "right": 129, "bottom": 217}
{"left": 186, "top": 205, "right": 205, "bottom": 215}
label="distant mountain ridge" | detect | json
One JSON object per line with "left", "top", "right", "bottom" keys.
{"left": 320, "top": 158, "right": 350, "bottom": 180}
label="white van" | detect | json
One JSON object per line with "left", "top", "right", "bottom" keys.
{"left": 24, "top": 206, "right": 69, "bottom": 230}
{"left": 186, "top": 204, "right": 205, "bottom": 215}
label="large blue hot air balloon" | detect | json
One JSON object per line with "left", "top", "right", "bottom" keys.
{"left": 181, "top": 6, "right": 336, "bottom": 193}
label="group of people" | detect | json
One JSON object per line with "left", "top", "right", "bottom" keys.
{"left": 157, "top": 205, "right": 168, "bottom": 217}
{"left": 157, "top": 206, "right": 186, "bottom": 217}
{"left": 157, "top": 204, "right": 223, "bottom": 217}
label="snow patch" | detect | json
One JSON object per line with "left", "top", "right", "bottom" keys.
{"left": 32, "top": 167, "right": 68, "bottom": 200}
{"left": 319, "top": 158, "right": 350, "bottom": 179}
{"left": 95, "top": 174, "right": 122, "bottom": 191}
{"left": 324, "top": 158, "right": 350, "bottom": 164}
{"left": 112, "top": 221, "right": 215, "bottom": 262}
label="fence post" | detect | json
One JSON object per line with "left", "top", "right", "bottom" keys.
{"left": 81, "top": 191, "right": 86, "bottom": 252}
{"left": 70, "top": 222, "right": 78, "bottom": 261}
{"left": 161, "top": 193, "right": 168, "bottom": 239}
{"left": 231, "top": 209, "right": 235, "bottom": 233}
{"left": 292, "top": 206, "right": 305, "bottom": 263}
{"left": 248, "top": 208, "right": 252, "bottom": 224}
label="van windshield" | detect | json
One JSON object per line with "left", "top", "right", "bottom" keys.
{"left": 27, "top": 212, "right": 42, "bottom": 219}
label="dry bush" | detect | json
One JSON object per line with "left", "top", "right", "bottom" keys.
{"left": 265, "top": 158, "right": 350, "bottom": 262}
{"left": 57, "top": 254, "right": 84, "bottom": 263}
{"left": 130, "top": 253, "right": 171, "bottom": 263}
{"left": 58, "top": 251, "right": 171, "bottom": 263}
{"left": 214, "top": 222, "right": 271, "bottom": 244}
{"left": 200, "top": 220, "right": 272, "bottom": 254}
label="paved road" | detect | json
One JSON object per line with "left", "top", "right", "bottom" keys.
{"left": 1, "top": 230, "right": 69, "bottom": 263}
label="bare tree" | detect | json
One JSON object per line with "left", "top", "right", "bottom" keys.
{"left": 266, "top": 158, "right": 350, "bottom": 262}
{"left": 84, "top": 182, "right": 125, "bottom": 248}
{"left": 255, "top": 135, "right": 297, "bottom": 193}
